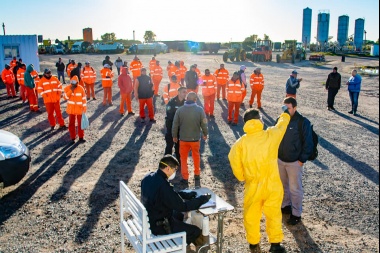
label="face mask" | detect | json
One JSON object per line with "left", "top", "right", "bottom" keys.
{"left": 168, "top": 171, "right": 176, "bottom": 181}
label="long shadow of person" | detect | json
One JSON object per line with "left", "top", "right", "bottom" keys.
{"left": 50, "top": 115, "right": 130, "bottom": 202}
{"left": 75, "top": 122, "right": 152, "bottom": 242}
{"left": 216, "top": 100, "right": 244, "bottom": 139}
{"left": 0, "top": 142, "right": 79, "bottom": 225}
{"left": 332, "top": 110, "right": 379, "bottom": 136}
{"left": 283, "top": 218, "right": 324, "bottom": 253}
{"left": 206, "top": 120, "right": 239, "bottom": 207}
{"left": 319, "top": 136, "right": 379, "bottom": 185}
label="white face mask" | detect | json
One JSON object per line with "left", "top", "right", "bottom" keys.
{"left": 168, "top": 171, "right": 176, "bottom": 181}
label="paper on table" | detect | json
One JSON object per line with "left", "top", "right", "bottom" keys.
{"left": 182, "top": 188, "right": 216, "bottom": 209}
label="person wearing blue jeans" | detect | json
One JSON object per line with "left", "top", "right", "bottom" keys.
{"left": 56, "top": 58, "right": 66, "bottom": 84}
{"left": 346, "top": 69, "right": 362, "bottom": 116}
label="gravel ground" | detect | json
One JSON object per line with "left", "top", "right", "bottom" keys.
{"left": 0, "top": 51, "right": 379, "bottom": 253}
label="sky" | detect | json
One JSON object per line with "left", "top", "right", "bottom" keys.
{"left": 0, "top": 0, "right": 378, "bottom": 44}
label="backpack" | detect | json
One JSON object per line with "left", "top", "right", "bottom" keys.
{"left": 298, "top": 116, "right": 319, "bottom": 161}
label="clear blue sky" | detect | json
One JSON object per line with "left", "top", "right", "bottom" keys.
{"left": 0, "top": 0, "right": 378, "bottom": 43}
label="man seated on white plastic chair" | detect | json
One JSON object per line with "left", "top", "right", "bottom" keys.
{"left": 141, "top": 155, "right": 211, "bottom": 246}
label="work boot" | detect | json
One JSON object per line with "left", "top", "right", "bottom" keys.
{"left": 249, "top": 244, "right": 262, "bottom": 253}
{"left": 287, "top": 214, "right": 301, "bottom": 225}
{"left": 348, "top": 110, "right": 353, "bottom": 114}
{"left": 194, "top": 175, "right": 201, "bottom": 188}
{"left": 281, "top": 205, "right": 292, "bottom": 214}
{"left": 269, "top": 243, "right": 286, "bottom": 253}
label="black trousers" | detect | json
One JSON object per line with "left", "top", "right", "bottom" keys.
{"left": 165, "top": 131, "right": 180, "bottom": 163}
{"left": 151, "top": 213, "right": 201, "bottom": 245}
{"left": 327, "top": 88, "right": 339, "bottom": 108}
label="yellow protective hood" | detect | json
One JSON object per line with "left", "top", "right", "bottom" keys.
{"left": 243, "top": 119, "right": 264, "bottom": 134}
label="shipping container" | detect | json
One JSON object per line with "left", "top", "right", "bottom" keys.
{"left": 0, "top": 35, "right": 40, "bottom": 72}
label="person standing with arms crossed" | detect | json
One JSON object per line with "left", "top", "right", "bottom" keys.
{"left": 249, "top": 67, "right": 265, "bottom": 109}
{"left": 172, "top": 92, "right": 208, "bottom": 188}
{"left": 55, "top": 57, "right": 66, "bottom": 84}
{"left": 325, "top": 67, "right": 341, "bottom": 111}
{"left": 214, "top": 63, "right": 229, "bottom": 100}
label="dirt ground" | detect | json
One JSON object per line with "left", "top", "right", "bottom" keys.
{"left": 0, "top": 51, "right": 379, "bottom": 253}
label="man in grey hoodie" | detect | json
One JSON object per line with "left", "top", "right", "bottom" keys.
{"left": 172, "top": 92, "right": 208, "bottom": 188}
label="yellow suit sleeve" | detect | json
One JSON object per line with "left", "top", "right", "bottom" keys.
{"left": 228, "top": 140, "right": 245, "bottom": 182}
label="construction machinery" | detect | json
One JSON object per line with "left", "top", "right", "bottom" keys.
{"left": 190, "top": 42, "right": 221, "bottom": 54}
{"left": 276, "top": 40, "right": 306, "bottom": 63}
{"left": 223, "top": 43, "right": 247, "bottom": 62}
{"left": 246, "top": 40, "right": 273, "bottom": 62}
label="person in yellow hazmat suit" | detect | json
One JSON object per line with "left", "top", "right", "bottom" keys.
{"left": 228, "top": 107, "right": 290, "bottom": 253}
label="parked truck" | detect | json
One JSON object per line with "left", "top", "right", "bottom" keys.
{"left": 70, "top": 41, "right": 84, "bottom": 53}
{"left": 191, "top": 42, "right": 221, "bottom": 54}
{"left": 127, "top": 42, "right": 168, "bottom": 55}
{"left": 94, "top": 42, "right": 124, "bottom": 54}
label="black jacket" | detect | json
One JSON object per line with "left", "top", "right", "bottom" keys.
{"left": 137, "top": 75, "right": 153, "bottom": 99}
{"left": 278, "top": 111, "right": 314, "bottom": 163}
{"left": 141, "top": 169, "right": 205, "bottom": 235}
{"left": 56, "top": 61, "right": 65, "bottom": 71}
{"left": 326, "top": 72, "right": 341, "bottom": 89}
{"left": 185, "top": 70, "right": 198, "bottom": 89}
{"left": 165, "top": 95, "right": 185, "bottom": 131}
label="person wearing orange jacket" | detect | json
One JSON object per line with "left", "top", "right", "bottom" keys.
{"left": 23, "top": 64, "right": 40, "bottom": 112}
{"left": 9, "top": 57, "right": 17, "bottom": 70}
{"left": 129, "top": 56, "right": 143, "bottom": 86}
{"left": 63, "top": 75, "right": 87, "bottom": 144}
{"left": 1, "top": 64, "right": 16, "bottom": 98}
{"left": 82, "top": 61, "right": 97, "bottom": 100}
{"left": 227, "top": 72, "right": 245, "bottom": 126}
{"left": 163, "top": 75, "right": 182, "bottom": 104}
{"left": 201, "top": 69, "right": 217, "bottom": 117}
{"left": 118, "top": 67, "right": 134, "bottom": 116}
{"left": 100, "top": 64, "right": 114, "bottom": 106}
{"left": 38, "top": 68, "right": 66, "bottom": 130}
{"left": 214, "top": 63, "right": 229, "bottom": 100}
{"left": 179, "top": 61, "right": 187, "bottom": 85}
{"left": 249, "top": 67, "right": 265, "bottom": 109}
{"left": 66, "top": 59, "right": 77, "bottom": 78}
{"left": 151, "top": 60, "right": 163, "bottom": 96}
{"left": 166, "top": 61, "right": 174, "bottom": 78}
{"left": 31, "top": 68, "right": 41, "bottom": 106}
{"left": 149, "top": 56, "right": 156, "bottom": 73}
{"left": 17, "top": 64, "right": 27, "bottom": 102}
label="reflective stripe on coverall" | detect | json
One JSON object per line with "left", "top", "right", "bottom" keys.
{"left": 228, "top": 113, "right": 290, "bottom": 245}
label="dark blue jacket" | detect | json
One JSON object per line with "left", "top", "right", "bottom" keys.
{"left": 285, "top": 75, "right": 300, "bottom": 95}
{"left": 141, "top": 169, "right": 204, "bottom": 235}
{"left": 278, "top": 111, "right": 313, "bottom": 163}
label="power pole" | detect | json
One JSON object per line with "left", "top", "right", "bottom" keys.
{"left": 2, "top": 22, "right": 5, "bottom": 35}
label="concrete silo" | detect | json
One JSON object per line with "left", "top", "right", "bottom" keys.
{"left": 337, "top": 15, "right": 349, "bottom": 47}
{"left": 354, "top": 18, "right": 365, "bottom": 51}
{"left": 317, "top": 10, "right": 330, "bottom": 46}
{"left": 302, "top": 7, "right": 312, "bottom": 46}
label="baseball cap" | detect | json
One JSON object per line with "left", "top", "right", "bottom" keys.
{"left": 44, "top": 68, "right": 51, "bottom": 74}
{"left": 292, "top": 70, "right": 298, "bottom": 74}
{"left": 240, "top": 65, "right": 246, "bottom": 70}
{"left": 85, "top": 61, "right": 90, "bottom": 64}
{"left": 255, "top": 67, "right": 261, "bottom": 71}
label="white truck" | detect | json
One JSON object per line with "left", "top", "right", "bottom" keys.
{"left": 94, "top": 42, "right": 124, "bottom": 54}
{"left": 128, "top": 42, "right": 168, "bottom": 55}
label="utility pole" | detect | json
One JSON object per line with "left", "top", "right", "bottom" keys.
{"left": 133, "top": 30, "right": 135, "bottom": 41}
{"left": 2, "top": 22, "right": 5, "bottom": 35}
